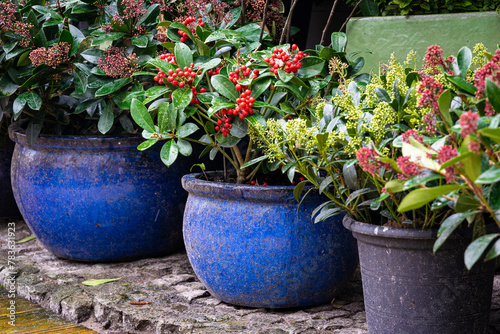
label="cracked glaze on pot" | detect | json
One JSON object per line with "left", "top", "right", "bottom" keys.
{"left": 9, "top": 123, "right": 187, "bottom": 262}
{"left": 344, "top": 215, "right": 495, "bottom": 334}
{"left": 182, "top": 172, "right": 359, "bottom": 308}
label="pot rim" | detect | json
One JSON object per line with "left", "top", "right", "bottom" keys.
{"left": 8, "top": 121, "right": 143, "bottom": 150}
{"left": 181, "top": 171, "right": 326, "bottom": 203}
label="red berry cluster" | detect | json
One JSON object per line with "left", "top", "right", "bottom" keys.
{"left": 215, "top": 115, "right": 233, "bottom": 136}
{"left": 178, "top": 16, "right": 205, "bottom": 43}
{"left": 264, "top": 44, "right": 307, "bottom": 74}
{"left": 228, "top": 64, "right": 260, "bottom": 84}
{"left": 208, "top": 65, "right": 222, "bottom": 76}
{"left": 158, "top": 53, "right": 176, "bottom": 64}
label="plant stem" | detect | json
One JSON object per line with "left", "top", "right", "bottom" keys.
{"left": 339, "top": 0, "right": 362, "bottom": 33}
{"left": 259, "top": 0, "right": 271, "bottom": 43}
{"left": 280, "top": 0, "right": 299, "bottom": 45}
{"left": 320, "top": 0, "right": 340, "bottom": 46}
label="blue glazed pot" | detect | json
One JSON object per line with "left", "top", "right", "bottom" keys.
{"left": 182, "top": 172, "right": 359, "bottom": 308}
{"left": 9, "top": 123, "right": 187, "bottom": 262}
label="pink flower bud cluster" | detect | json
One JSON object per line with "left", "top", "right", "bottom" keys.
{"left": 122, "top": 0, "right": 146, "bottom": 20}
{"left": 98, "top": 46, "right": 139, "bottom": 78}
{"left": 401, "top": 129, "right": 423, "bottom": 144}
{"left": 396, "top": 156, "right": 421, "bottom": 180}
{"left": 423, "top": 45, "right": 454, "bottom": 74}
{"left": 417, "top": 75, "right": 444, "bottom": 112}
{"left": 473, "top": 49, "right": 500, "bottom": 117}
{"left": 356, "top": 147, "right": 390, "bottom": 177}
{"left": 436, "top": 145, "right": 458, "bottom": 183}
{"left": 29, "top": 42, "right": 71, "bottom": 68}
{"left": 423, "top": 112, "right": 437, "bottom": 135}
{"left": 458, "top": 111, "right": 479, "bottom": 138}
{"left": 0, "top": 1, "right": 16, "bottom": 32}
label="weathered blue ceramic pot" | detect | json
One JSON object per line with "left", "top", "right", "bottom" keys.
{"left": 0, "top": 139, "right": 20, "bottom": 218}
{"left": 182, "top": 172, "right": 359, "bottom": 308}
{"left": 9, "top": 123, "right": 186, "bottom": 262}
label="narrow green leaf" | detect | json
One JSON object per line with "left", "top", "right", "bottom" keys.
{"left": 398, "top": 185, "right": 461, "bottom": 212}
{"left": 241, "top": 155, "right": 268, "bottom": 168}
{"left": 131, "top": 98, "right": 155, "bottom": 133}
{"left": 319, "top": 176, "right": 333, "bottom": 194}
{"left": 293, "top": 181, "right": 308, "bottom": 201}
{"left": 446, "top": 75, "right": 477, "bottom": 95}
{"left": 439, "top": 151, "right": 473, "bottom": 170}
{"left": 82, "top": 277, "right": 122, "bottom": 286}
{"left": 486, "top": 78, "right": 500, "bottom": 114}
{"left": 275, "top": 81, "right": 305, "bottom": 102}
{"left": 434, "top": 211, "right": 479, "bottom": 253}
{"left": 74, "top": 68, "right": 88, "bottom": 94}
{"left": 438, "top": 89, "right": 453, "bottom": 126}
{"left": 465, "top": 234, "right": 500, "bottom": 270}
{"left": 314, "top": 207, "right": 343, "bottom": 223}
{"left": 251, "top": 77, "right": 272, "bottom": 100}
{"left": 475, "top": 166, "right": 500, "bottom": 184}
{"left": 15, "top": 235, "right": 36, "bottom": 244}
{"left": 385, "top": 179, "right": 405, "bottom": 193}
{"left": 480, "top": 127, "right": 500, "bottom": 144}
{"left": 485, "top": 237, "right": 500, "bottom": 261}
{"left": 160, "top": 140, "right": 179, "bottom": 167}
{"left": 345, "top": 188, "right": 377, "bottom": 206}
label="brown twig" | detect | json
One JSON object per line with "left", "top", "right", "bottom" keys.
{"left": 280, "top": 0, "right": 299, "bottom": 45}
{"left": 259, "top": 0, "right": 271, "bottom": 43}
{"left": 241, "top": 0, "right": 246, "bottom": 25}
{"left": 339, "top": 0, "right": 363, "bottom": 34}
{"left": 319, "top": 0, "right": 340, "bottom": 46}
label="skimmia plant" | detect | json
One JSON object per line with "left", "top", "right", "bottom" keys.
{"left": 130, "top": 29, "right": 366, "bottom": 184}
{"left": 257, "top": 43, "right": 500, "bottom": 268}
{"left": 0, "top": 0, "right": 163, "bottom": 144}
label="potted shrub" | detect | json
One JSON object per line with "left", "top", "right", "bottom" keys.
{"left": 344, "top": 0, "right": 500, "bottom": 72}
{"left": 3, "top": 0, "right": 195, "bottom": 262}
{"left": 264, "top": 45, "right": 499, "bottom": 333}
{"left": 130, "top": 15, "right": 365, "bottom": 306}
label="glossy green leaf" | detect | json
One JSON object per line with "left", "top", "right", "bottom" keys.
{"left": 275, "top": 81, "right": 305, "bottom": 102}
{"left": 95, "top": 78, "right": 131, "bottom": 97}
{"left": 398, "top": 185, "right": 461, "bottom": 212}
{"left": 33, "top": 28, "right": 48, "bottom": 47}
{"left": 461, "top": 136, "right": 481, "bottom": 181}
{"left": 434, "top": 211, "right": 479, "bottom": 253}
{"left": 403, "top": 173, "right": 444, "bottom": 190}
{"left": 385, "top": 179, "right": 405, "bottom": 193}
{"left": 252, "top": 101, "right": 283, "bottom": 114}
{"left": 174, "top": 42, "right": 193, "bottom": 70}
{"left": 486, "top": 78, "right": 500, "bottom": 114}
{"left": 58, "top": 29, "right": 74, "bottom": 47}
{"left": 375, "top": 87, "right": 391, "bottom": 103}
{"left": 131, "top": 35, "right": 149, "bottom": 48}
{"left": 160, "top": 140, "right": 179, "bottom": 167}
{"left": 73, "top": 68, "right": 88, "bottom": 94}
{"left": 170, "top": 22, "right": 195, "bottom": 42}
{"left": 438, "top": 89, "right": 453, "bottom": 126}
{"left": 293, "top": 180, "right": 308, "bottom": 201}
{"left": 278, "top": 69, "right": 293, "bottom": 83}
{"left": 136, "top": 3, "right": 160, "bottom": 26}
{"left": 485, "top": 237, "right": 500, "bottom": 261}
{"left": 241, "top": 155, "right": 268, "bottom": 168}
{"left": 138, "top": 138, "right": 158, "bottom": 150}
{"left": 446, "top": 75, "right": 477, "bottom": 95}
{"left": 98, "top": 102, "right": 114, "bottom": 134}
{"left": 296, "top": 57, "right": 325, "bottom": 79}
{"left": 177, "top": 138, "right": 192, "bottom": 156}
{"left": 455, "top": 195, "right": 481, "bottom": 212}
{"left": 176, "top": 123, "right": 198, "bottom": 138}
{"left": 82, "top": 277, "right": 122, "bottom": 286}
{"left": 131, "top": 98, "right": 155, "bottom": 133}
{"left": 331, "top": 32, "right": 347, "bottom": 52}
{"left": 171, "top": 88, "right": 193, "bottom": 111}
{"left": 319, "top": 176, "right": 333, "bottom": 195}
{"left": 0, "top": 75, "right": 19, "bottom": 96}
{"left": 32, "top": 5, "right": 63, "bottom": 20}
{"left": 440, "top": 151, "right": 473, "bottom": 170}
{"left": 80, "top": 48, "right": 104, "bottom": 64}
{"left": 92, "top": 32, "right": 126, "bottom": 46}
{"left": 465, "top": 234, "right": 500, "bottom": 270}
{"left": 314, "top": 207, "right": 343, "bottom": 224}
{"left": 345, "top": 188, "right": 377, "bottom": 206}
{"left": 475, "top": 166, "right": 500, "bottom": 184}
{"left": 211, "top": 75, "right": 239, "bottom": 102}
{"left": 457, "top": 46, "right": 472, "bottom": 79}
{"left": 251, "top": 77, "right": 272, "bottom": 100}
{"left": 479, "top": 127, "right": 500, "bottom": 144}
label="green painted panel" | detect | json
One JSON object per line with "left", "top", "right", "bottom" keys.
{"left": 346, "top": 11, "right": 500, "bottom": 73}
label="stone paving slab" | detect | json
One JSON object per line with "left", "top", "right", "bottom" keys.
{"left": 1, "top": 220, "right": 500, "bottom": 334}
